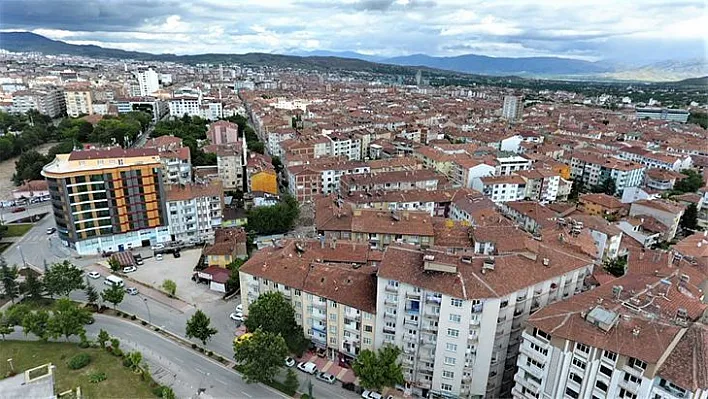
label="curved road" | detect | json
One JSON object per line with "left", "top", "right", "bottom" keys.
{"left": 6, "top": 315, "right": 287, "bottom": 399}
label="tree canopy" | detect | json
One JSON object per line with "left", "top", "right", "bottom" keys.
{"left": 101, "top": 284, "right": 125, "bottom": 309}
{"left": 673, "top": 169, "right": 704, "bottom": 194}
{"left": 47, "top": 298, "right": 92, "bottom": 341}
{"left": 245, "top": 291, "right": 308, "bottom": 354}
{"left": 247, "top": 195, "right": 300, "bottom": 235}
{"left": 43, "top": 260, "right": 85, "bottom": 297}
{"left": 0, "top": 259, "right": 20, "bottom": 303}
{"left": 680, "top": 203, "right": 698, "bottom": 231}
{"left": 233, "top": 329, "right": 289, "bottom": 383}
{"left": 185, "top": 309, "right": 218, "bottom": 345}
{"left": 352, "top": 346, "right": 405, "bottom": 391}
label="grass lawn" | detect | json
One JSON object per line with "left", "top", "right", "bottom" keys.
{"left": 3, "top": 223, "right": 33, "bottom": 237}
{"left": 0, "top": 341, "right": 157, "bottom": 399}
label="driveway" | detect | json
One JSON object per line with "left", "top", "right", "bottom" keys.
{"left": 129, "top": 249, "right": 222, "bottom": 306}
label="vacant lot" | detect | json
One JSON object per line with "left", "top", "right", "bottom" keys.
{"left": 0, "top": 341, "right": 156, "bottom": 399}
{"left": 0, "top": 142, "right": 55, "bottom": 200}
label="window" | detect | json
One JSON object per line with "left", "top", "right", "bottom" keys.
{"left": 628, "top": 357, "right": 647, "bottom": 371}
{"left": 603, "top": 350, "right": 617, "bottom": 362}
{"left": 444, "top": 357, "right": 456, "bottom": 365}
{"left": 500, "top": 299, "right": 509, "bottom": 308}
{"left": 364, "top": 325, "right": 373, "bottom": 333}
{"left": 623, "top": 373, "right": 640, "bottom": 384}
{"left": 569, "top": 372, "right": 583, "bottom": 384}
{"left": 595, "top": 380, "right": 608, "bottom": 392}
{"left": 442, "top": 371, "right": 454, "bottom": 379}
{"left": 599, "top": 365, "right": 613, "bottom": 377}
{"left": 447, "top": 328, "right": 459, "bottom": 338}
{"left": 575, "top": 343, "right": 589, "bottom": 354}
{"left": 446, "top": 343, "right": 457, "bottom": 352}
{"left": 441, "top": 384, "right": 453, "bottom": 392}
{"left": 363, "top": 337, "right": 371, "bottom": 345}
{"left": 330, "top": 337, "right": 336, "bottom": 344}
{"left": 618, "top": 388, "right": 637, "bottom": 399}
{"left": 565, "top": 387, "right": 579, "bottom": 399}
{"left": 329, "top": 314, "right": 337, "bottom": 321}
{"left": 530, "top": 342, "right": 548, "bottom": 356}
{"left": 331, "top": 302, "right": 338, "bottom": 308}
{"left": 451, "top": 298, "right": 463, "bottom": 307}
{"left": 449, "top": 314, "right": 461, "bottom": 323}
{"left": 571, "top": 357, "right": 586, "bottom": 370}
{"left": 294, "top": 289, "right": 301, "bottom": 296}
{"left": 526, "top": 357, "right": 543, "bottom": 369}
{"left": 329, "top": 326, "right": 337, "bottom": 334}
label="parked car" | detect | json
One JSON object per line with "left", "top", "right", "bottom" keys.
{"left": 285, "top": 357, "right": 296, "bottom": 367}
{"left": 126, "top": 287, "right": 139, "bottom": 295}
{"left": 135, "top": 258, "right": 144, "bottom": 265}
{"left": 155, "top": 254, "right": 163, "bottom": 261}
{"left": 297, "top": 361, "right": 318, "bottom": 375}
{"left": 122, "top": 266, "right": 137, "bottom": 273}
{"left": 235, "top": 304, "right": 243, "bottom": 313}
{"left": 151, "top": 243, "right": 165, "bottom": 250}
{"left": 316, "top": 372, "right": 336, "bottom": 384}
{"left": 230, "top": 312, "right": 244, "bottom": 322}
{"left": 361, "top": 391, "right": 383, "bottom": 399}
{"left": 46, "top": 227, "right": 56, "bottom": 234}
{"left": 87, "top": 271, "right": 101, "bottom": 279}
{"left": 12, "top": 207, "right": 25, "bottom": 213}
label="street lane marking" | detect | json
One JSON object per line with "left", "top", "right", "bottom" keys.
{"left": 214, "top": 377, "right": 227, "bottom": 385}
{"left": 240, "top": 391, "right": 252, "bottom": 398}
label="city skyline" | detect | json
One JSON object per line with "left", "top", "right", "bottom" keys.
{"left": 1, "top": 0, "right": 706, "bottom": 64}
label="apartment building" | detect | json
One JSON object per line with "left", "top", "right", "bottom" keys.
{"left": 618, "top": 147, "right": 692, "bottom": 172}
{"left": 513, "top": 251, "right": 707, "bottom": 399}
{"left": 64, "top": 84, "right": 94, "bottom": 117}
{"left": 286, "top": 159, "right": 370, "bottom": 202}
{"left": 564, "top": 214, "right": 624, "bottom": 260}
{"left": 327, "top": 132, "right": 362, "bottom": 161}
{"left": 115, "top": 97, "right": 168, "bottom": 123}
{"left": 207, "top": 120, "right": 239, "bottom": 145}
{"left": 12, "top": 87, "right": 66, "bottom": 117}
{"left": 340, "top": 170, "right": 446, "bottom": 195}
{"left": 144, "top": 136, "right": 192, "bottom": 185}
{"left": 169, "top": 88, "right": 223, "bottom": 120}
{"left": 578, "top": 194, "right": 626, "bottom": 218}
{"left": 376, "top": 239, "right": 594, "bottom": 398}
{"left": 495, "top": 155, "right": 532, "bottom": 176}
{"left": 345, "top": 188, "right": 462, "bottom": 217}
{"left": 629, "top": 199, "right": 685, "bottom": 242}
{"left": 570, "top": 154, "right": 645, "bottom": 194}
{"left": 135, "top": 67, "right": 160, "bottom": 96}
{"left": 215, "top": 146, "right": 245, "bottom": 190}
{"left": 502, "top": 95, "right": 524, "bottom": 122}
{"left": 635, "top": 107, "right": 690, "bottom": 123}
{"left": 267, "top": 129, "right": 297, "bottom": 156}
{"left": 316, "top": 198, "right": 435, "bottom": 249}
{"left": 246, "top": 152, "right": 278, "bottom": 195}
{"left": 165, "top": 182, "right": 223, "bottom": 244}
{"left": 517, "top": 169, "right": 561, "bottom": 203}
{"left": 645, "top": 168, "right": 686, "bottom": 191}
{"left": 239, "top": 239, "right": 379, "bottom": 360}
{"left": 472, "top": 175, "right": 527, "bottom": 203}
{"left": 41, "top": 148, "right": 169, "bottom": 255}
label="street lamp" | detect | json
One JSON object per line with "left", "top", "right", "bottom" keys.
{"left": 141, "top": 297, "right": 152, "bottom": 324}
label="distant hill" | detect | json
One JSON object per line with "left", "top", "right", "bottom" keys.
{"left": 672, "top": 76, "right": 708, "bottom": 87}
{"left": 286, "top": 50, "right": 383, "bottom": 63}
{"left": 381, "top": 53, "right": 613, "bottom": 76}
{"left": 603, "top": 59, "right": 708, "bottom": 82}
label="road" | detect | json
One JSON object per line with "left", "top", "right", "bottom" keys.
{"left": 5, "top": 315, "right": 287, "bottom": 399}
{"left": 0, "top": 202, "right": 50, "bottom": 224}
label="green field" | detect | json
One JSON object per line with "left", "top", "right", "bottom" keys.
{"left": 0, "top": 341, "right": 157, "bottom": 399}
{"left": 3, "top": 223, "right": 33, "bottom": 237}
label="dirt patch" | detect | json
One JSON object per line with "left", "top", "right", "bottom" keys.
{"left": 0, "top": 142, "right": 55, "bottom": 200}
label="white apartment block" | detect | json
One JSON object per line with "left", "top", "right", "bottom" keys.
{"left": 496, "top": 156, "right": 532, "bottom": 176}
{"left": 570, "top": 155, "right": 645, "bottom": 194}
{"left": 518, "top": 170, "right": 561, "bottom": 203}
{"left": 239, "top": 240, "right": 378, "bottom": 360}
{"left": 376, "top": 243, "right": 594, "bottom": 398}
{"left": 328, "top": 133, "right": 362, "bottom": 161}
{"left": 472, "top": 175, "right": 527, "bottom": 203}
{"left": 165, "top": 183, "right": 223, "bottom": 243}
{"left": 216, "top": 147, "right": 245, "bottom": 190}
{"left": 502, "top": 95, "right": 523, "bottom": 122}
{"left": 513, "top": 255, "right": 708, "bottom": 399}
{"left": 267, "top": 130, "right": 297, "bottom": 156}
{"left": 64, "top": 87, "right": 93, "bottom": 117}
{"left": 12, "top": 87, "right": 66, "bottom": 117}
{"left": 135, "top": 67, "right": 160, "bottom": 97}
{"left": 320, "top": 164, "right": 371, "bottom": 195}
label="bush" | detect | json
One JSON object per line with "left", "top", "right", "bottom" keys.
{"left": 116, "top": 311, "right": 123, "bottom": 316}
{"left": 207, "top": 351, "right": 213, "bottom": 356}
{"left": 67, "top": 353, "right": 91, "bottom": 370}
{"left": 197, "top": 347, "right": 204, "bottom": 353}
{"left": 113, "top": 349, "right": 123, "bottom": 357}
{"left": 122, "top": 313, "right": 129, "bottom": 318}
{"left": 151, "top": 386, "right": 164, "bottom": 397}
{"left": 342, "top": 381, "right": 356, "bottom": 391}
{"left": 191, "top": 343, "right": 197, "bottom": 349}
{"left": 141, "top": 321, "right": 147, "bottom": 326}
{"left": 123, "top": 358, "right": 132, "bottom": 368}
{"left": 154, "top": 328, "right": 160, "bottom": 332}
{"left": 131, "top": 315, "right": 137, "bottom": 320}
{"left": 89, "top": 371, "right": 107, "bottom": 383}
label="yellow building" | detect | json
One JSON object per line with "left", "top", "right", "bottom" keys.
{"left": 249, "top": 170, "right": 278, "bottom": 194}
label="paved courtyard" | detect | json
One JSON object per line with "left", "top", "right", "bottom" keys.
{"left": 128, "top": 248, "right": 222, "bottom": 305}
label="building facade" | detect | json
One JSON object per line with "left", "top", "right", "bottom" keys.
{"left": 64, "top": 85, "right": 94, "bottom": 117}
{"left": 165, "top": 182, "right": 223, "bottom": 244}
{"left": 42, "top": 148, "right": 169, "bottom": 255}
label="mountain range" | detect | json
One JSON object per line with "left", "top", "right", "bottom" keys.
{"left": 2, "top": 32, "right": 706, "bottom": 82}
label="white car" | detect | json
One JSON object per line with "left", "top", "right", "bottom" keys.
{"left": 126, "top": 287, "right": 139, "bottom": 295}
{"left": 155, "top": 254, "right": 164, "bottom": 261}
{"left": 235, "top": 304, "right": 243, "bottom": 313}
{"left": 122, "top": 266, "right": 137, "bottom": 273}
{"left": 285, "top": 357, "right": 296, "bottom": 367}
{"left": 362, "top": 391, "right": 383, "bottom": 399}
{"left": 87, "top": 271, "right": 101, "bottom": 279}
{"left": 151, "top": 244, "right": 165, "bottom": 250}
{"left": 297, "top": 361, "right": 318, "bottom": 374}
{"left": 316, "top": 372, "right": 336, "bottom": 384}
{"left": 230, "top": 312, "right": 244, "bottom": 322}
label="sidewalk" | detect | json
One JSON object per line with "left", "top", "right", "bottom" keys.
{"left": 296, "top": 351, "right": 357, "bottom": 383}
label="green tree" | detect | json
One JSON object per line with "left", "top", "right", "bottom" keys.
{"left": 101, "top": 284, "right": 125, "bottom": 309}
{"left": 604, "top": 256, "right": 628, "bottom": 277}
{"left": 680, "top": 203, "right": 698, "bottom": 230}
{"left": 20, "top": 271, "right": 44, "bottom": 301}
{"left": 591, "top": 177, "right": 617, "bottom": 195}
{"left": 21, "top": 310, "right": 50, "bottom": 341}
{"left": 43, "top": 260, "right": 85, "bottom": 297}
{"left": 5, "top": 304, "right": 30, "bottom": 325}
{"left": 161, "top": 279, "right": 177, "bottom": 296}
{"left": 245, "top": 291, "right": 308, "bottom": 354}
{"left": 233, "top": 329, "right": 288, "bottom": 383}
{"left": 0, "top": 260, "right": 20, "bottom": 303}
{"left": 353, "top": 346, "right": 404, "bottom": 391}
{"left": 85, "top": 281, "right": 99, "bottom": 307}
{"left": 284, "top": 368, "right": 299, "bottom": 395}
{"left": 107, "top": 258, "right": 121, "bottom": 272}
{"left": 97, "top": 329, "right": 111, "bottom": 348}
{"left": 47, "top": 298, "right": 91, "bottom": 341}
{"left": 688, "top": 111, "right": 708, "bottom": 129}
{"left": 128, "top": 351, "right": 143, "bottom": 371}
{"left": 226, "top": 258, "right": 245, "bottom": 292}
{"left": 12, "top": 150, "right": 50, "bottom": 185}
{"left": 185, "top": 309, "right": 218, "bottom": 345}
{"left": 673, "top": 169, "right": 704, "bottom": 194}
{"left": 247, "top": 195, "right": 300, "bottom": 235}
{"left": 0, "top": 312, "right": 13, "bottom": 340}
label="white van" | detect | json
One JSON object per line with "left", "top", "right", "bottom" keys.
{"left": 104, "top": 275, "right": 125, "bottom": 287}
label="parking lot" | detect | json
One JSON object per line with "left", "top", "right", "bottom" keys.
{"left": 128, "top": 248, "right": 222, "bottom": 306}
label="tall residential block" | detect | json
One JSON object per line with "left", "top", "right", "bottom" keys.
{"left": 502, "top": 95, "right": 523, "bottom": 122}
{"left": 42, "top": 148, "right": 169, "bottom": 255}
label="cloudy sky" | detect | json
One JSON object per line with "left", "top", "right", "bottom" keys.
{"left": 1, "top": 0, "right": 706, "bottom": 63}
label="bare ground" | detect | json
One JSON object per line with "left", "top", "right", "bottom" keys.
{"left": 0, "top": 143, "right": 55, "bottom": 200}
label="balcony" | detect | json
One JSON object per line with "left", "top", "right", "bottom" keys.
{"left": 344, "top": 322, "right": 359, "bottom": 332}
{"left": 425, "top": 295, "right": 442, "bottom": 304}
{"left": 384, "top": 298, "right": 398, "bottom": 306}
{"left": 403, "top": 319, "right": 418, "bottom": 327}
{"left": 384, "top": 311, "right": 397, "bottom": 320}
{"left": 516, "top": 294, "right": 528, "bottom": 304}
{"left": 313, "top": 301, "right": 327, "bottom": 309}
{"left": 312, "top": 310, "right": 326, "bottom": 319}
{"left": 423, "top": 308, "right": 440, "bottom": 318}
{"left": 385, "top": 285, "right": 399, "bottom": 293}
{"left": 511, "top": 321, "right": 523, "bottom": 333}
{"left": 619, "top": 378, "right": 640, "bottom": 393}
{"left": 403, "top": 333, "right": 417, "bottom": 343}
{"left": 470, "top": 318, "right": 481, "bottom": 326}
{"left": 406, "top": 291, "right": 421, "bottom": 299}
{"left": 468, "top": 333, "right": 479, "bottom": 342}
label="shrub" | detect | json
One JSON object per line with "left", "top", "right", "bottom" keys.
{"left": 207, "top": 351, "right": 213, "bottom": 356}
{"left": 116, "top": 311, "right": 123, "bottom": 316}
{"left": 67, "top": 353, "right": 91, "bottom": 370}
{"left": 123, "top": 358, "right": 132, "bottom": 368}
{"left": 131, "top": 315, "right": 137, "bottom": 320}
{"left": 151, "top": 386, "right": 164, "bottom": 397}
{"left": 198, "top": 347, "right": 204, "bottom": 353}
{"left": 113, "top": 349, "right": 123, "bottom": 357}
{"left": 154, "top": 328, "right": 160, "bottom": 332}
{"left": 89, "top": 371, "right": 107, "bottom": 383}
{"left": 141, "top": 321, "right": 147, "bottom": 326}
{"left": 122, "top": 313, "right": 129, "bottom": 318}
{"left": 191, "top": 343, "right": 197, "bottom": 349}
{"left": 342, "top": 381, "right": 356, "bottom": 391}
